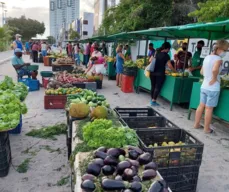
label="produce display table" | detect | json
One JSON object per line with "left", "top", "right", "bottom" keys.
{"left": 188, "top": 82, "right": 229, "bottom": 122}
{"left": 135, "top": 69, "right": 200, "bottom": 110}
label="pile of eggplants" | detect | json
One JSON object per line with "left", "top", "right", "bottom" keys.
{"left": 81, "top": 146, "right": 169, "bottom": 192}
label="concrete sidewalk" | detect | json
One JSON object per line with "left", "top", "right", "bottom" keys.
{"left": 0, "top": 50, "right": 13, "bottom": 64}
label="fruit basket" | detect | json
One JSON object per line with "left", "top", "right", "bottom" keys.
{"left": 114, "top": 107, "right": 163, "bottom": 118}
{"left": 40, "top": 71, "right": 53, "bottom": 78}
{"left": 137, "top": 128, "right": 204, "bottom": 167}
{"left": 120, "top": 116, "right": 179, "bottom": 130}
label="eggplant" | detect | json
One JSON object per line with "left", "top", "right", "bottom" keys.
{"left": 118, "top": 148, "right": 126, "bottom": 156}
{"left": 130, "top": 181, "right": 142, "bottom": 192}
{"left": 94, "top": 151, "right": 107, "bottom": 159}
{"left": 128, "top": 160, "right": 140, "bottom": 168}
{"left": 81, "top": 179, "right": 96, "bottom": 192}
{"left": 127, "top": 146, "right": 143, "bottom": 155}
{"left": 81, "top": 174, "right": 96, "bottom": 182}
{"left": 104, "top": 156, "right": 119, "bottom": 166}
{"left": 97, "top": 146, "right": 107, "bottom": 153}
{"left": 115, "top": 175, "right": 123, "bottom": 181}
{"left": 131, "top": 166, "right": 138, "bottom": 175}
{"left": 147, "top": 180, "right": 166, "bottom": 192}
{"left": 133, "top": 175, "right": 141, "bottom": 182}
{"left": 138, "top": 153, "right": 152, "bottom": 165}
{"left": 128, "top": 150, "right": 139, "bottom": 160}
{"left": 144, "top": 162, "right": 157, "bottom": 171}
{"left": 101, "top": 179, "right": 128, "bottom": 191}
{"left": 86, "top": 163, "right": 101, "bottom": 176}
{"left": 122, "top": 168, "right": 135, "bottom": 181}
{"left": 107, "top": 148, "right": 121, "bottom": 158}
{"left": 142, "top": 169, "right": 157, "bottom": 181}
{"left": 102, "top": 165, "right": 115, "bottom": 176}
{"left": 117, "top": 161, "right": 132, "bottom": 175}
{"left": 93, "top": 158, "right": 104, "bottom": 167}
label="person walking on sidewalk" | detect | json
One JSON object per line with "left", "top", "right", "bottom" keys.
{"left": 194, "top": 40, "right": 229, "bottom": 134}
{"left": 13, "top": 34, "right": 23, "bottom": 52}
{"left": 116, "top": 45, "right": 125, "bottom": 87}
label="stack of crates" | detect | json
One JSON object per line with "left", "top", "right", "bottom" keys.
{"left": 115, "top": 107, "right": 204, "bottom": 192}
{"left": 0, "top": 132, "right": 11, "bottom": 177}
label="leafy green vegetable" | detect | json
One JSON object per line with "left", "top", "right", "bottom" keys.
{"left": 83, "top": 119, "right": 139, "bottom": 148}
{"left": 26, "top": 123, "right": 67, "bottom": 140}
{"left": 0, "top": 90, "right": 27, "bottom": 131}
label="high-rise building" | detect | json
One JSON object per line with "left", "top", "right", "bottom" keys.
{"left": 49, "top": 0, "right": 80, "bottom": 43}
{"left": 94, "top": 0, "right": 119, "bottom": 33}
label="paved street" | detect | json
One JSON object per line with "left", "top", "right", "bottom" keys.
{"left": 0, "top": 51, "right": 229, "bottom": 192}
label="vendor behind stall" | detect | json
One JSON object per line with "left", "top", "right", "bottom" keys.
{"left": 12, "top": 48, "right": 31, "bottom": 79}
{"left": 124, "top": 44, "right": 131, "bottom": 60}
{"left": 189, "top": 40, "right": 205, "bottom": 77}
{"left": 175, "top": 42, "right": 192, "bottom": 71}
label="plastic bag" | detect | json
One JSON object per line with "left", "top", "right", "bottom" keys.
{"left": 148, "top": 57, "right": 156, "bottom": 72}
{"left": 144, "top": 68, "right": 150, "bottom": 78}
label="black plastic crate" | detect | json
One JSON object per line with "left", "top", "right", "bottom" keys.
{"left": 120, "top": 116, "right": 179, "bottom": 129}
{"left": 52, "top": 65, "right": 74, "bottom": 72}
{"left": 137, "top": 128, "right": 204, "bottom": 167}
{"left": 72, "top": 82, "right": 86, "bottom": 89}
{"left": 123, "top": 67, "right": 138, "bottom": 76}
{"left": 0, "top": 138, "right": 11, "bottom": 177}
{"left": 96, "top": 80, "right": 102, "bottom": 89}
{"left": 159, "top": 165, "right": 200, "bottom": 192}
{"left": 0, "top": 132, "right": 8, "bottom": 146}
{"left": 114, "top": 107, "right": 162, "bottom": 117}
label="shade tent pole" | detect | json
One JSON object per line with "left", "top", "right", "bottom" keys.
{"left": 138, "top": 40, "right": 140, "bottom": 58}
{"left": 144, "top": 39, "right": 149, "bottom": 66}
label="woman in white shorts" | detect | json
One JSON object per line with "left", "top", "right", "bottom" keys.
{"left": 194, "top": 40, "right": 229, "bottom": 133}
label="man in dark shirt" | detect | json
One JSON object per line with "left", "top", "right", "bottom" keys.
{"left": 175, "top": 42, "right": 192, "bottom": 70}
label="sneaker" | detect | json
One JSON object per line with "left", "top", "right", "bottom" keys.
{"left": 150, "top": 101, "right": 160, "bottom": 106}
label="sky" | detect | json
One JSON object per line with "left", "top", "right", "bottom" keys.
{"left": 3, "top": 0, "right": 94, "bottom": 38}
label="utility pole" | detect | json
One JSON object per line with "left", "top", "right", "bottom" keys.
{"left": 4, "top": 9, "right": 6, "bottom": 25}
{"left": 0, "top": 2, "right": 5, "bottom": 27}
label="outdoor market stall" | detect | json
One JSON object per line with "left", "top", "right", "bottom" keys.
{"left": 188, "top": 81, "right": 229, "bottom": 122}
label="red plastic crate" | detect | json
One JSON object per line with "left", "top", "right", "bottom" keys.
{"left": 42, "top": 77, "right": 49, "bottom": 89}
{"left": 44, "top": 95, "right": 67, "bottom": 109}
{"left": 121, "top": 74, "right": 134, "bottom": 93}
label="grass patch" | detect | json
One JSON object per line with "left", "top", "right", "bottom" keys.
{"left": 56, "top": 175, "right": 70, "bottom": 186}
{"left": 17, "top": 158, "right": 31, "bottom": 173}
{"left": 26, "top": 123, "right": 67, "bottom": 140}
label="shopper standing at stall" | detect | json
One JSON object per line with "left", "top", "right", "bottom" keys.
{"left": 194, "top": 40, "right": 229, "bottom": 133}
{"left": 13, "top": 34, "right": 23, "bottom": 52}
{"left": 150, "top": 42, "right": 176, "bottom": 106}
{"left": 175, "top": 42, "right": 192, "bottom": 71}
{"left": 84, "top": 42, "right": 92, "bottom": 66}
{"left": 116, "top": 45, "right": 125, "bottom": 87}
{"left": 41, "top": 41, "right": 48, "bottom": 57}
{"left": 67, "top": 42, "right": 73, "bottom": 58}
{"left": 74, "top": 43, "right": 81, "bottom": 66}
{"left": 189, "top": 40, "right": 205, "bottom": 77}
{"left": 32, "top": 41, "right": 39, "bottom": 63}
{"left": 148, "top": 43, "right": 155, "bottom": 58}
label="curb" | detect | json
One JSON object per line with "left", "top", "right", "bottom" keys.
{"left": 0, "top": 57, "right": 11, "bottom": 65}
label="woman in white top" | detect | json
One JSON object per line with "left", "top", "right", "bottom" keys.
{"left": 41, "top": 42, "right": 47, "bottom": 57}
{"left": 194, "top": 40, "right": 229, "bottom": 133}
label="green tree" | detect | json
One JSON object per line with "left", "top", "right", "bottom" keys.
{"left": 47, "top": 36, "right": 56, "bottom": 44}
{"left": 7, "top": 16, "right": 45, "bottom": 41}
{"left": 69, "top": 28, "right": 80, "bottom": 40}
{"left": 0, "top": 25, "right": 13, "bottom": 51}
{"left": 98, "top": 0, "right": 205, "bottom": 36}
{"left": 189, "top": 0, "right": 229, "bottom": 22}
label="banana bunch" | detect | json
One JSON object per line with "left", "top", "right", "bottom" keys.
{"left": 136, "top": 58, "right": 146, "bottom": 69}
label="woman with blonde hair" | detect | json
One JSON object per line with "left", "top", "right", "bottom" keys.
{"left": 116, "top": 45, "right": 125, "bottom": 87}
{"left": 194, "top": 40, "right": 229, "bottom": 133}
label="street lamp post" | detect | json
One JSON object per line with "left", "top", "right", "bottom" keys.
{"left": 0, "top": 2, "right": 5, "bottom": 27}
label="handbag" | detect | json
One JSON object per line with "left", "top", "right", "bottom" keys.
{"left": 144, "top": 57, "right": 156, "bottom": 78}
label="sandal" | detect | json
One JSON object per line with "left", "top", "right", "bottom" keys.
{"left": 205, "top": 129, "right": 214, "bottom": 134}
